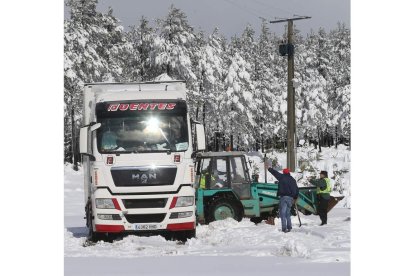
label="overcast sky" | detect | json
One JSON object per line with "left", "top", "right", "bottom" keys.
{"left": 66, "top": 0, "right": 350, "bottom": 38}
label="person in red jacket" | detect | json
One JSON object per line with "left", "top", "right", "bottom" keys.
{"left": 266, "top": 162, "right": 299, "bottom": 233}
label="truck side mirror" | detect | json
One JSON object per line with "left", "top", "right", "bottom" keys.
{"left": 79, "top": 126, "right": 89, "bottom": 155}
{"left": 79, "top": 123, "right": 101, "bottom": 159}
{"left": 195, "top": 123, "right": 206, "bottom": 151}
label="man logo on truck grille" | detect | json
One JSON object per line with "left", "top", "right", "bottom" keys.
{"left": 132, "top": 173, "right": 156, "bottom": 184}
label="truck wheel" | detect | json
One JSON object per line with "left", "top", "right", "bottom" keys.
{"left": 206, "top": 197, "right": 243, "bottom": 223}
{"left": 174, "top": 229, "right": 196, "bottom": 243}
{"left": 86, "top": 203, "right": 105, "bottom": 242}
{"left": 89, "top": 229, "right": 106, "bottom": 243}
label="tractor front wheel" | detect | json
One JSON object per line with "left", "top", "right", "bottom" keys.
{"left": 206, "top": 197, "right": 243, "bottom": 223}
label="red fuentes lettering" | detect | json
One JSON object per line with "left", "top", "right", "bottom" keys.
{"left": 108, "top": 104, "right": 120, "bottom": 111}
{"left": 138, "top": 103, "right": 150, "bottom": 110}
{"left": 149, "top": 103, "right": 158, "bottom": 110}
{"left": 129, "top": 103, "right": 138, "bottom": 110}
{"left": 166, "top": 103, "right": 176, "bottom": 110}
{"left": 157, "top": 103, "right": 167, "bottom": 110}
{"left": 107, "top": 103, "right": 177, "bottom": 112}
{"left": 119, "top": 104, "right": 129, "bottom": 111}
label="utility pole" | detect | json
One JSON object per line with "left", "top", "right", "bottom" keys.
{"left": 270, "top": 16, "right": 311, "bottom": 172}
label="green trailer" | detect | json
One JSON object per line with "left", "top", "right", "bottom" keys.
{"left": 194, "top": 151, "right": 343, "bottom": 224}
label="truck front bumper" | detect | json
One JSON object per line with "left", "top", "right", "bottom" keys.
{"left": 91, "top": 187, "right": 196, "bottom": 233}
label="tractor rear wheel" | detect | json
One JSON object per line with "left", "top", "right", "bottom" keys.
{"left": 206, "top": 197, "right": 243, "bottom": 223}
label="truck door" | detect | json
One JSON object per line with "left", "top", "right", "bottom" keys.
{"left": 229, "top": 156, "right": 251, "bottom": 199}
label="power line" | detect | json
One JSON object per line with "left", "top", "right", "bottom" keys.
{"left": 250, "top": 0, "right": 295, "bottom": 17}
{"left": 240, "top": 0, "right": 280, "bottom": 19}
{"left": 222, "top": 0, "right": 269, "bottom": 20}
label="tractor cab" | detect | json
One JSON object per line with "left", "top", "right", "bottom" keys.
{"left": 195, "top": 151, "right": 252, "bottom": 199}
{"left": 194, "top": 152, "right": 255, "bottom": 224}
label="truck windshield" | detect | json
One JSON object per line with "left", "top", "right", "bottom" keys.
{"left": 96, "top": 101, "right": 189, "bottom": 153}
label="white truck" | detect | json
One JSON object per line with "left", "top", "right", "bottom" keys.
{"left": 79, "top": 81, "right": 206, "bottom": 242}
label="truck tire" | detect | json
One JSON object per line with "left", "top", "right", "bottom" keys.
{"left": 89, "top": 229, "right": 106, "bottom": 242}
{"left": 86, "top": 202, "right": 106, "bottom": 242}
{"left": 206, "top": 197, "right": 243, "bottom": 223}
{"left": 174, "top": 229, "right": 196, "bottom": 243}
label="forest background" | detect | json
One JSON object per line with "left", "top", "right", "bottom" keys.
{"left": 64, "top": 0, "right": 350, "bottom": 166}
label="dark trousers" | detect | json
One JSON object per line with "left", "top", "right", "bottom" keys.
{"left": 317, "top": 195, "right": 329, "bottom": 224}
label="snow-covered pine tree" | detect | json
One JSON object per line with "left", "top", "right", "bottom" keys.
{"left": 64, "top": 0, "right": 106, "bottom": 164}
{"left": 192, "top": 30, "right": 207, "bottom": 122}
{"left": 333, "top": 84, "right": 350, "bottom": 146}
{"left": 268, "top": 32, "right": 289, "bottom": 148}
{"left": 126, "top": 16, "right": 155, "bottom": 81}
{"left": 237, "top": 25, "right": 261, "bottom": 150}
{"left": 326, "top": 24, "right": 351, "bottom": 146}
{"left": 98, "top": 8, "right": 133, "bottom": 82}
{"left": 198, "top": 28, "right": 227, "bottom": 148}
{"left": 64, "top": 0, "right": 131, "bottom": 164}
{"left": 151, "top": 6, "right": 196, "bottom": 79}
{"left": 315, "top": 28, "right": 335, "bottom": 148}
{"left": 253, "top": 21, "right": 283, "bottom": 151}
{"left": 294, "top": 30, "right": 330, "bottom": 151}
{"left": 151, "top": 5, "right": 199, "bottom": 117}
{"left": 223, "top": 41, "right": 256, "bottom": 148}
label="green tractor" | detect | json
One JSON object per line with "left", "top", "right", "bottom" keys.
{"left": 194, "top": 151, "right": 344, "bottom": 224}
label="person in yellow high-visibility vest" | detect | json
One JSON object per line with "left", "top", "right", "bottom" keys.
{"left": 200, "top": 169, "right": 215, "bottom": 189}
{"left": 309, "top": 170, "right": 332, "bottom": 225}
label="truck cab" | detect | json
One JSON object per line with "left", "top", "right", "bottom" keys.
{"left": 79, "top": 81, "right": 205, "bottom": 242}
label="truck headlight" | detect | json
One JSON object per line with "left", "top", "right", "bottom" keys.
{"left": 175, "top": 196, "right": 194, "bottom": 207}
{"left": 97, "top": 214, "right": 122, "bottom": 220}
{"left": 169, "top": 211, "right": 193, "bottom": 219}
{"left": 95, "top": 198, "right": 115, "bottom": 209}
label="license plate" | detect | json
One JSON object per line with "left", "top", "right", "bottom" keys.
{"left": 133, "top": 224, "right": 158, "bottom": 231}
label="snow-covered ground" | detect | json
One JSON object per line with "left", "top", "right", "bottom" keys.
{"left": 64, "top": 147, "right": 350, "bottom": 276}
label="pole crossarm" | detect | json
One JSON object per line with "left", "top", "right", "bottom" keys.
{"left": 269, "top": 16, "right": 311, "bottom": 24}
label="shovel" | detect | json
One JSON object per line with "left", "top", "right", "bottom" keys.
{"left": 294, "top": 202, "right": 302, "bottom": 227}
